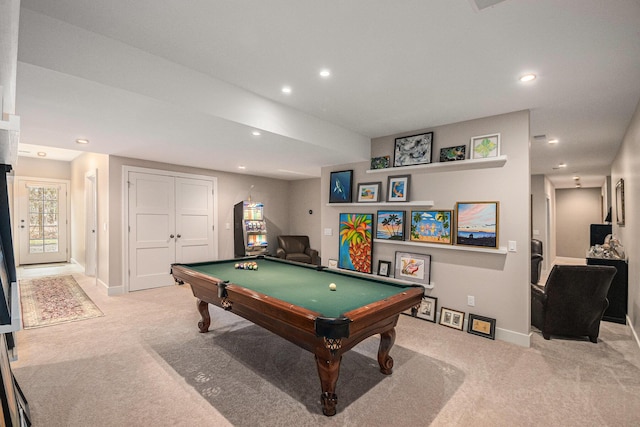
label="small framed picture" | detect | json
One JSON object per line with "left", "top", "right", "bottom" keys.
{"left": 376, "top": 210, "right": 406, "bottom": 241}
{"left": 456, "top": 201, "right": 499, "bottom": 249}
{"left": 410, "top": 210, "right": 453, "bottom": 245}
{"left": 387, "top": 175, "right": 411, "bottom": 202}
{"left": 327, "top": 259, "right": 338, "bottom": 269}
{"left": 440, "top": 307, "right": 465, "bottom": 331}
{"left": 470, "top": 133, "right": 500, "bottom": 159}
{"left": 467, "top": 313, "right": 496, "bottom": 340}
{"left": 416, "top": 296, "right": 438, "bottom": 322}
{"left": 329, "top": 170, "right": 353, "bottom": 203}
{"left": 394, "top": 132, "right": 433, "bottom": 167}
{"left": 439, "top": 145, "right": 466, "bottom": 162}
{"left": 357, "top": 182, "right": 382, "bottom": 203}
{"left": 394, "top": 251, "right": 431, "bottom": 286}
{"left": 371, "top": 156, "right": 390, "bottom": 170}
{"left": 377, "top": 260, "right": 391, "bottom": 277}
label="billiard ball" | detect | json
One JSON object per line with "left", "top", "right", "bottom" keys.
{"left": 234, "top": 263, "right": 240, "bottom": 269}
{"left": 329, "top": 283, "right": 337, "bottom": 291}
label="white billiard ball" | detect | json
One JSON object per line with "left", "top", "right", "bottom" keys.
{"left": 329, "top": 283, "right": 337, "bottom": 291}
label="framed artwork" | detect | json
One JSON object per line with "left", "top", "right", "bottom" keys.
{"left": 329, "top": 170, "right": 353, "bottom": 203}
{"left": 455, "top": 201, "right": 499, "bottom": 249}
{"left": 394, "top": 132, "right": 433, "bottom": 167}
{"left": 377, "top": 260, "right": 391, "bottom": 277}
{"left": 439, "top": 145, "right": 466, "bottom": 162}
{"left": 339, "top": 213, "right": 373, "bottom": 273}
{"left": 470, "top": 133, "right": 500, "bottom": 159}
{"left": 410, "top": 210, "right": 453, "bottom": 244}
{"left": 616, "top": 178, "right": 625, "bottom": 225}
{"left": 467, "top": 313, "right": 496, "bottom": 339}
{"left": 357, "top": 182, "right": 382, "bottom": 202}
{"left": 376, "top": 210, "right": 406, "bottom": 241}
{"left": 394, "top": 251, "right": 431, "bottom": 286}
{"left": 371, "top": 156, "right": 390, "bottom": 170}
{"left": 387, "top": 175, "right": 411, "bottom": 202}
{"left": 327, "top": 259, "right": 338, "bottom": 269}
{"left": 439, "top": 307, "right": 465, "bottom": 331}
{"left": 416, "top": 296, "right": 438, "bottom": 322}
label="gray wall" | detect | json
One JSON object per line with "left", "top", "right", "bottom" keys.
{"left": 555, "top": 188, "right": 602, "bottom": 258}
{"left": 288, "top": 178, "right": 322, "bottom": 261}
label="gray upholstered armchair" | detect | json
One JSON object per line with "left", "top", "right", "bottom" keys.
{"left": 276, "top": 235, "right": 320, "bottom": 265}
{"left": 531, "top": 265, "right": 616, "bottom": 343}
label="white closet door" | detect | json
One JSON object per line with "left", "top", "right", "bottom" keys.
{"left": 128, "top": 172, "right": 176, "bottom": 291}
{"left": 175, "top": 177, "right": 214, "bottom": 263}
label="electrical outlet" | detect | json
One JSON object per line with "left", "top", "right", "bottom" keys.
{"left": 324, "top": 228, "right": 333, "bottom": 236}
{"left": 467, "top": 295, "right": 475, "bottom": 306}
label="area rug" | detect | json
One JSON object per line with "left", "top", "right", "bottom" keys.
{"left": 152, "top": 324, "right": 464, "bottom": 426}
{"left": 20, "top": 275, "right": 104, "bottom": 329}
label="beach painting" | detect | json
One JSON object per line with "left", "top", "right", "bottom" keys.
{"left": 410, "top": 210, "right": 452, "bottom": 244}
{"left": 376, "top": 210, "right": 406, "bottom": 240}
{"left": 455, "top": 202, "right": 499, "bottom": 248}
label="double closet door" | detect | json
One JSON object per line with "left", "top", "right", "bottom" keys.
{"left": 128, "top": 170, "right": 216, "bottom": 291}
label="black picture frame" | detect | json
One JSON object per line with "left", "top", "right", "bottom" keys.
{"left": 415, "top": 296, "right": 438, "bottom": 322}
{"left": 439, "top": 145, "right": 466, "bottom": 162}
{"left": 329, "top": 170, "right": 353, "bottom": 203}
{"left": 377, "top": 260, "right": 391, "bottom": 277}
{"left": 394, "top": 132, "right": 433, "bottom": 167}
{"left": 467, "top": 313, "right": 496, "bottom": 340}
{"left": 376, "top": 210, "right": 406, "bottom": 241}
{"left": 439, "top": 307, "right": 465, "bottom": 330}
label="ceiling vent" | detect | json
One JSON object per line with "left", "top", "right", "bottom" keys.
{"left": 533, "top": 134, "right": 547, "bottom": 142}
{"left": 468, "top": 0, "right": 509, "bottom": 12}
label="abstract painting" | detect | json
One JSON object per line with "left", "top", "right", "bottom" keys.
{"left": 394, "top": 132, "right": 433, "bottom": 167}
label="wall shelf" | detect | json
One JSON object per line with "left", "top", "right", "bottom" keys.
{"left": 327, "top": 201, "right": 434, "bottom": 207}
{"left": 374, "top": 238, "right": 508, "bottom": 255}
{"left": 366, "top": 155, "right": 507, "bottom": 174}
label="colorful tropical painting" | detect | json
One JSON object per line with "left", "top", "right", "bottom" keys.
{"left": 439, "top": 145, "right": 466, "bottom": 162}
{"left": 455, "top": 202, "right": 499, "bottom": 248}
{"left": 370, "top": 156, "right": 390, "bottom": 170}
{"left": 470, "top": 134, "right": 500, "bottom": 159}
{"left": 329, "top": 170, "right": 353, "bottom": 203}
{"left": 410, "top": 210, "right": 452, "bottom": 244}
{"left": 376, "top": 210, "right": 406, "bottom": 240}
{"left": 339, "top": 213, "right": 373, "bottom": 273}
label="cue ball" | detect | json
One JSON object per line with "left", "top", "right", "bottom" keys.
{"left": 329, "top": 283, "right": 337, "bottom": 291}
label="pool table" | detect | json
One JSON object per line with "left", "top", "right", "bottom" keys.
{"left": 171, "top": 256, "right": 424, "bottom": 416}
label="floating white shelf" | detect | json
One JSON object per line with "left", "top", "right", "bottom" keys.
{"left": 327, "top": 201, "right": 434, "bottom": 207}
{"left": 374, "top": 238, "right": 508, "bottom": 255}
{"left": 366, "top": 155, "right": 507, "bottom": 174}
{"left": 325, "top": 266, "right": 434, "bottom": 289}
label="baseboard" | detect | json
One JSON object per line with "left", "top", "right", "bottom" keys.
{"left": 495, "top": 327, "right": 531, "bottom": 347}
{"left": 628, "top": 315, "right": 640, "bottom": 350}
{"left": 96, "top": 278, "right": 125, "bottom": 296}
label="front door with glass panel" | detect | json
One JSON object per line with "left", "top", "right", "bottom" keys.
{"left": 17, "top": 179, "right": 69, "bottom": 265}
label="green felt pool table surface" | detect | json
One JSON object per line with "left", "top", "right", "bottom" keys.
{"left": 183, "top": 257, "right": 418, "bottom": 318}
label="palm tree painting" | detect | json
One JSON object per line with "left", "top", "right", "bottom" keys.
{"left": 339, "top": 213, "right": 373, "bottom": 273}
{"left": 376, "top": 210, "right": 406, "bottom": 240}
{"left": 410, "top": 210, "right": 452, "bottom": 244}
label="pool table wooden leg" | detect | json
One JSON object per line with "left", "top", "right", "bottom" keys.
{"left": 377, "top": 327, "right": 396, "bottom": 375}
{"left": 196, "top": 299, "right": 210, "bottom": 333}
{"left": 315, "top": 355, "right": 341, "bottom": 416}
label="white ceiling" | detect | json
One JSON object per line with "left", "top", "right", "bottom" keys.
{"left": 14, "top": 0, "right": 640, "bottom": 187}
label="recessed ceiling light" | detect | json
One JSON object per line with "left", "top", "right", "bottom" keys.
{"left": 319, "top": 69, "right": 331, "bottom": 78}
{"left": 76, "top": 139, "right": 89, "bottom": 144}
{"left": 37, "top": 152, "right": 47, "bottom": 157}
{"left": 573, "top": 176, "right": 580, "bottom": 180}
{"left": 252, "top": 131, "right": 261, "bottom": 136}
{"left": 548, "top": 139, "right": 558, "bottom": 144}
{"left": 558, "top": 163, "right": 567, "bottom": 168}
{"left": 519, "top": 73, "right": 536, "bottom": 82}
{"left": 576, "top": 184, "right": 582, "bottom": 188}
{"left": 281, "top": 86, "right": 292, "bottom": 94}
{"left": 238, "top": 165, "right": 246, "bottom": 170}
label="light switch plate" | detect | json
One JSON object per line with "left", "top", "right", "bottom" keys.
{"left": 508, "top": 240, "right": 517, "bottom": 252}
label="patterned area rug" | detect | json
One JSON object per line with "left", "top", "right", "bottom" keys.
{"left": 20, "top": 275, "right": 104, "bottom": 329}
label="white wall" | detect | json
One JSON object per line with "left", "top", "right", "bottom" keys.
{"left": 288, "top": 178, "right": 322, "bottom": 261}
{"left": 555, "top": 188, "right": 602, "bottom": 258}
{"left": 321, "top": 110, "right": 531, "bottom": 346}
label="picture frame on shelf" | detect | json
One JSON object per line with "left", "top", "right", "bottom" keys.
{"left": 329, "top": 170, "right": 353, "bottom": 203}
{"left": 371, "top": 156, "right": 390, "bottom": 170}
{"left": 377, "top": 260, "right": 391, "bottom": 277}
{"left": 439, "top": 307, "right": 465, "bottom": 330}
{"left": 455, "top": 201, "right": 499, "bottom": 249}
{"left": 416, "top": 296, "right": 438, "bottom": 322}
{"left": 327, "top": 259, "right": 338, "bottom": 269}
{"left": 357, "top": 182, "right": 382, "bottom": 203}
{"left": 410, "top": 210, "right": 453, "bottom": 245}
{"left": 616, "top": 178, "right": 625, "bottom": 225}
{"left": 467, "top": 313, "right": 496, "bottom": 339}
{"left": 470, "top": 133, "right": 500, "bottom": 159}
{"left": 394, "top": 132, "right": 433, "bottom": 167}
{"left": 339, "top": 213, "right": 373, "bottom": 273}
{"left": 387, "top": 175, "right": 411, "bottom": 202}
{"left": 439, "top": 145, "right": 467, "bottom": 162}
{"left": 376, "top": 210, "right": 406, "bottom": 241}
{"left": 394, "top": 251, "right": 431, "bottom": 286}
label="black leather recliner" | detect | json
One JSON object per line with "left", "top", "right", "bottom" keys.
{"left": 276, "top": 235, "right": 320, "bottom": 265}
{"left": 531, "top": 239, "right": 543, "bottom": 284}
{"left": 531, "top": 265, "right": 617, "bottom": 343}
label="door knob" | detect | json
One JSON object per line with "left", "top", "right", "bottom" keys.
{"left": 177, "top": 234, "right": 182, "bottom": 238}
{"left": 170, "top": 234, "right": 175, "bottom": 238}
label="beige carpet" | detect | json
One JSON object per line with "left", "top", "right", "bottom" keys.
{"left": 19, "top": 275, "right": 104, "bottom": 329}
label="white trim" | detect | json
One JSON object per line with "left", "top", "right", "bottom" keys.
{"left": 628, "top": 315, "right": 640, "bottom": 350}
{"left": 495, "top": 327, "right": 532, "bottom": 347}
